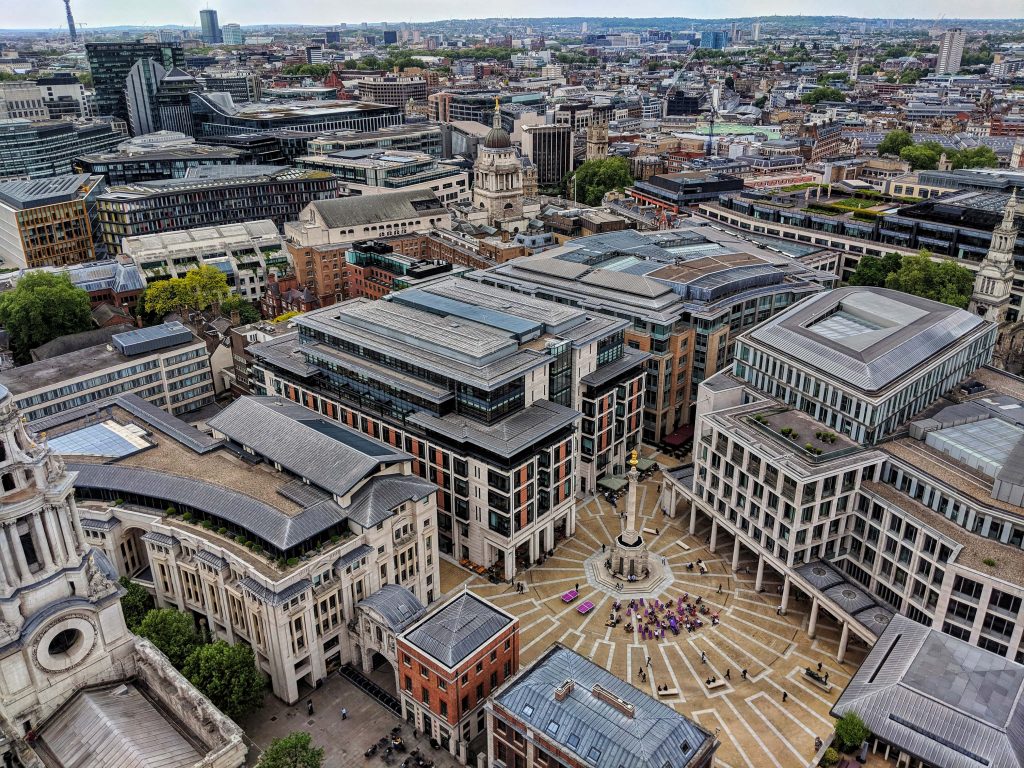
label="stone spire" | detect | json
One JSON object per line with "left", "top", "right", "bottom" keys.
{"left": 968, "top": 190, "right": 1018, "bottom": 325}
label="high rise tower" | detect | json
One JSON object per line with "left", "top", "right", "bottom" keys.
{"left": 63, "top": 0, "right": 77, "bottom": 41}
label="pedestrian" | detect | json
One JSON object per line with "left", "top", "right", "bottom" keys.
{"left": 341, "top": 707, "right": 348, "bottom": 720}
{"left": 646, "top": 656, "right": 652, "bottom": 667}
{"left": 817, "top": 661, "right": 823, "bottom": 673}
{"left": 814, "top": 737, "right": 823, "bottom": 751}
{"left": 307, "top": 699, "right": 314, "bottom": 716}
{"left": 602, "top": 543, "right": 606, "bottom": 552}
{"left": 776, "top": 606, "right": 782, "bottom": 616}
{"left": 725, "top": 668, "right": 730, "bottom": 680}
{"left": 782, "top": 691, "right": 788, "bottom": 703}
{"left": 575, "top": 583, "right": 579, "bottom": 592}
{"left": 700, "top": 650, "right": 706, "bottom": 664}
{"left": 741, "top": 668, "right": 747, "bottom": 680}
{"left": 717, "top": 584, "right": 722, "bottom": 595}
{"left": 824, "top": 672, "right": 829, "bottom": 684}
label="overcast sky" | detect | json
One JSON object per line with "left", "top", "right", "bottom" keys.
{"left": 4, "top": 0, "right": 1017, "bottom": 30}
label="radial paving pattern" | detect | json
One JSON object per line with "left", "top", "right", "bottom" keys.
{"left": 440, "top": 476, "right": 867, "bottom": 768}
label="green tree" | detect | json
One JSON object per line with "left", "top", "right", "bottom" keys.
{"left": 257, "top": 732, "right": 324, "bottom": 768}
{"left": 143, "top": 265, "right": 230, "bottom": 317}
{"left": 569, "top": 157, "right": 634, "bottom": 207}
{"left": 897, "top": 68, "right": 924, "bottom": 84}
{"left": 858, "top": 63, "right": 877, "bottom": 75}
{"left": 834, "top": 711, "right": 870, "bottom": 752}
{"left": 141, "top": 279, "right": 183, "bottom": 317}
{"left": 900, "top": 142, "right": 944, "bottom": 170}
{"left": 136, "top": 609, "right": 203, "bottom": 668}
{"left": 884, "top": 251, "right": 974, "bottom": 308}
{"left": 221, "top": 295, "right": 260, "bottom": 325}
{"left": 847, "top": 252, "right": 903, "bottom": 287}
{"left": 952, "top": 146, "right": 999, "bottom": 169}
{"left": 801, "top": 86, "right": 845, "bottom": 105}
{"left": 0, "top": 272, "right": 92, "bottom": 363}
{"left": 182, "top": 641, "right": 265, "bottom": 720}
{"left": 753, "top": 95, "right": 768, "bottom": 109}
{"left": 118, "top": 576, "right": 153, "bottom": 631}
{"left": 877, "top": 129, "right": 914, "bottom": 157}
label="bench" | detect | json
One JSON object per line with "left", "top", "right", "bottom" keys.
{"left": 657, "top": 688, "right": 678, "bottom": 697}
{"left": 676, "top": 541, "right": 691, "bottom": 551}
{"left": 804, "top": 670, "right": 833, "bottom": 692}
{"left": 643, "top": 527, "right": 658, "bottom": 535}
{"left": 706, "top": 679, "right": 727, "bottom": 690}
{"left": 561, "top": 590, "right": 579, "bottom": 603}
{"left": 577, "top": 600, "right": 595, "bottom": 615}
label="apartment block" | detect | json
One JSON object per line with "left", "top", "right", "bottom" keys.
{"left": 96, "top": 167, "right": 339, "bottom": 255}
{"left": 397, "top": 592, "right": 519, "bottom": 762}
{"left": 0, "top": 174, "right": 106, "bottom": 269}
{"left": 0, "top": 322, "right": 215, "bottom": 421}
{"left": 249, "top": 278, "right": 645, "bottom": 577}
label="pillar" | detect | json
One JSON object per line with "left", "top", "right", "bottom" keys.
{"left": 68, "top": 497, "right": 86, "bottom": 554}
{"left": 754, "top": 553, "right": 765, "bottom": 592}
{"left": 42, "top": 507, "right": 68, "bottom": 565}
{"left": 56, "top": 509, "right": 77, "bottom": 564}
{"left": 0, "top": 524, "right": 17, "bottom": 586}
{"left": 780, "top": 574, "right": 791, "bottom": 615}
{"left": 31, "top": 512, "right": 54, "bottom": 570}
{"left": 10, "top": 520, "right": 31, "bottom": 580}
{"left": 808, "top": 597, "right": 820, "bottom": 638}
{"left": 709, "top": 519, "right": 718, "bottom": 554}
{"left": 689, "top": 503, "right": 697, "bottom": 536}
{"left": 731, "top": 535, "right": 741, "bottom": 572}
{"left": 837, "top": 621, "right": 850, "bottom": 664}
{"left": 0, "top": 531, "right": 9, "bottom": 590}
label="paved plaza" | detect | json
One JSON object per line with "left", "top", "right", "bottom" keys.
{"left": 439, "top": 473, "right": 867, "bottom": 768}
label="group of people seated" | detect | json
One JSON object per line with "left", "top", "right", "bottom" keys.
{"left": 704, "top": 676, "right": 718, "bottom": 686}
{"left": 656, "top": 684, "right": 672, "bottom": 693}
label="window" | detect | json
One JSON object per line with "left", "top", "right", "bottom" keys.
{"left": 546, "top": 720, "right": 559, "bottom": 735}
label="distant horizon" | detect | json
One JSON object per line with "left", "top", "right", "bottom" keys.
{"left": 2, "top": 5, "right": 1022, "bottom": 32}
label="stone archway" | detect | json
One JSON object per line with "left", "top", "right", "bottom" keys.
{"left": 368, "top": 651, "right": 397, "bottom": 695}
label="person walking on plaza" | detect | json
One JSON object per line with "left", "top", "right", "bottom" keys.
{"left": 741, "top": 668, "right": 747, "bottom": 680}
{"left": 725, "top": 668, "right": 730, "bottom": 680}
{"left": 700, "top": 650, "right": 706, "bottom": 664}
{"left": 340, "top": 707, "right": 348, "bottom": 720}
{"left": 782, "top": 691, "right": 788, "bottom": 703}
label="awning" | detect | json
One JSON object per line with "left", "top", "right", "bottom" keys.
{"left": 663, "top": 425, "right": 695, "bottom": 447}
{"left": 598, "top": 475, "right": 628, "bottom": 492}
{"left": 636, "top": 457, "right": 657, "bottom": 472}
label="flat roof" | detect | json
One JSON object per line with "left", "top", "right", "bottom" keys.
{"left": 0, "top": 174, "right": 98, "bottom": 209}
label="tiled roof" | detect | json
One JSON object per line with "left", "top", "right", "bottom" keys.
{"left": 359, "top": 584, "right": 426, "bottom": 632}
{"left": 401, "top": 592, "right": 513, "bottom": 668}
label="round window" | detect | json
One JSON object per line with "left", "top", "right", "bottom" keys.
{"left": 48, "top": 628, "right": 82, "bottom": 657}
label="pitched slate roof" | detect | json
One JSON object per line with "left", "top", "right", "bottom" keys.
{"left": 207, "top": 397, "right": 410, "bottom": 499}
{"left": 359, "top": 584, "right": 426, "bottom": 632}
{"left": 345, "top": 474, "right": 437, "bottom": 529}
{"left": 401, "top": 592, "right": 513, "bottom": 668}
{"left": 832, "top": 615, "right": 1024, "bottom": 768}
{"left": 309, "top": 188, "right": 443, "bottom": 230}
{"left": 494, "top": 645, "right": 716, "bottom": 768}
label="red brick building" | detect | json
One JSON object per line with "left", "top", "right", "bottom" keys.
{"left": 397, "top": 592, "right": 519, "bottom": 764}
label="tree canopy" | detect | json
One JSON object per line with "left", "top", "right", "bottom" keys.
{"left": 834, "top": 711, "right": 870, "bottom": 752}
{"left": 182, "top": 641, "right": 265, "bottom": 721}
{"left": 118, "top": 577, "right": 153, "bottom": 632}
{"left": 847, "top": 252, "right": 903, "bottom": 287}
{"left": 280, "top": 64, "right": 332, "bottom": 78}
{"left": 570, "top": 157, "right": 634, "bottom": 207}
{"left": 221, "top": 295, "right": 261, "bottom": 325}
{"left": 0, "top": 272, "right": 93, "bottom": 363}
{"left": 800, "top": 86, "right": 845, "bottom": 104}
{"left": 142, "top": 265, "right": 231, "bottom": 317}
{"left": 885, "top": 251, "right": 975, "bottom": 309}
{"left": 136, "top": 609, "right": 203, "bottom": 668}
{"left": 257, "top": 732, "right": 324, "bottom": 768}
{"left": 877, "top": 130, "right": 914, "bottom": 157}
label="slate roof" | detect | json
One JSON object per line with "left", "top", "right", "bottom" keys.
{"left": 345, "top": 474, "right": 436, "bottom": 529}
{"left": 359, "top": 584, "right": 426, "bottom": 632}
{"left": 494, "top": 645, "right": 716, "bottom": 768}
{"left": 401, "top": 592, "right": 513, "bottom": 669}
{"left": 832, "top": 615, "right": 1024, "bottom": 768}
{"left": 207, "top": 397, "right": 410, "bottom": 499}
{"left": 746, "top": 287, "right": 990, "bottom": 394}
{"left": 309, "top": 188, "right": 444, "bottom": 230}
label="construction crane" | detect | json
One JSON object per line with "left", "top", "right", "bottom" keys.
{"left": 63, "top": 0, "right": 77, "bottom": 41}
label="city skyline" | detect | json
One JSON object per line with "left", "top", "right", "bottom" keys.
{"left": 3, "top": 2, "right": 1022, "bottom": 31}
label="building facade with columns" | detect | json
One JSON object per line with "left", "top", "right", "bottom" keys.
{"left": 249, "top": 278, "right": 642, "bottom": 578}
{"left": 33, "top": 392, "right": 440, "bottom": 705}
{"left": 668, "top": 287, "right": 1024, "bottom": 666}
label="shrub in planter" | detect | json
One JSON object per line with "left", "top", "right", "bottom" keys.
{"left": 182, "top": 512, "right": 192, "bottom": 522}
{"left": 820, "top": 747, "right": 840, "bottom": 767}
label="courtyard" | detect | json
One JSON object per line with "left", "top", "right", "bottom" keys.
{"left": 439, "top": 473, "right": 867, "bottom": 768}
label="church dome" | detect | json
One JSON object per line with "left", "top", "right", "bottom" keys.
{"left": 483, "top": 125, "right": 511, "bottom": 149}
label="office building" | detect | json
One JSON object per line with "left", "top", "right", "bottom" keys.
{"left": 189, "top": 92, "right": 403, "bottom": 138}
{"left": 357, "top": 75, "right": 428, "bottom": 107}
{"left": 305, "top": 123, "right": 443, "bottom": 158}
{"left": 488, "top": 645, "right": 718, "bottom": 768}
{"left": 221, "top": 23, "right": 243, "bottom": 45}
{"left": 0, "top": 81, "right": 48, "bottom": 121}
{"left": 0, "top": 321, "right": 215, "bottom": 421}
{"left": 668, "top": 287, "right": 1024, "bottom": 669}
{"left": 700, "top": 30, "right": 728, "bottom": 50}
{"left": 195, "top": 71, "right": 262, "bottom": 103}
{"left": 86, "top": 42, "right": 185, "bottom": 124}
{"left": 125, "top": 58, "right": 166, "bottom": 136}
{"left": 520, "top": 124, "right": 573, "bottom": 186}
{"left": 297, "top": 149, "right": 469, "bottom": 202}
{"left": 0, "top": 258, "right": 145, "bottom": 314}
{"left": 249, "top": 277, "right": 643, "bottom": 574}
{"left": 474, "top": 226, "right": 834, "bottom": 444}
{"left": 36, "top": 72, "right": 91, "bottom": 119}
{"left": 38, "top": 392, "right": 439, "bottom": 705}
{"left": 305, "top": 46, "right": 325, "bottom": 65}
{"left": 937, "top": 28, "right": 967, "bottom": 76}
{"left": 0, "top": 385, "right": 247, "bottom": 768}
{"left": 397, "top": 593, "right": 519, "bottom": 762}
{"left": 627, "top": 172, "right": 744, "bottom": 214}
{"left": 121, "top": 220, "right": 288, "bottom": 302}
{"left": 284, "top": 189, "right": 452, "bottom": 306}
{"left": 832, "top": 616, "right": 1024, "bottom": 768}
{"left": 200, "top": 9, "right": 222, "bottom": 44}
{"left": 427, "top": 91, "right": 545, "bottom": 127}
{"left": 0, "top": 174, "right": 106, "bottom": 269}
{"left": 341, "top": 240, "right": 465, "bottom": 301}
{"left": 154, "top": 68, "right": 198, "bottom": 135}
{"left": 95, "top": 166, "right": 339, "bottom": 255}
{"left": 75, "top": 132, "right": 245, "bottom": 184}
